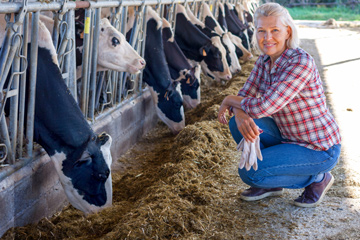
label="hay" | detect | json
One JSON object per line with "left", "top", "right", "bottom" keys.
{"left": 2, "top": 58, "right": 259, "bottom": 240}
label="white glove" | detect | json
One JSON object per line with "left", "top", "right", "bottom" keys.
{"left": 237, "top": 136, "right": 263, "bottom": 171}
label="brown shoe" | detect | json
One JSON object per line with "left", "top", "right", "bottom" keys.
{"left": 294, "top": 172, "right": 334, "bottom": 208}
{"left": 240, "top": 187, "right": 284, "bottom": 201}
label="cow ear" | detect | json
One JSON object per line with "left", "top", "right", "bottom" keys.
{"left": 97, "top": 132, "right": 111, "bottom": 146}
{"left": 200, "top": 42, "right": 212, "bottom": 57}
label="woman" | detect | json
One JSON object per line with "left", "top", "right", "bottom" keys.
{"left": 218, "top": 2, "right": 341, "bottom": 207}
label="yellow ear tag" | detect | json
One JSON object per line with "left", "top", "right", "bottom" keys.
{"left": 186, "top": 77, "right": 190, "bottom": 84}
{"left": 80, "top": 31, "right": 84, "bottom": 39}
{"left": 202, "top": 49, "right": 207, "bottom": 56}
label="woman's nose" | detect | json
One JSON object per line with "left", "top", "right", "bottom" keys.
{"left": 264, "top": 32, "right": 272, "bottom": 40}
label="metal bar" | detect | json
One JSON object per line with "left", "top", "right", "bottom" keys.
{"left": 117, "top": 6, "right": 127, "bottom": 103}
{"left": 88, "top": 7, "right": 101, "bottom": 121}
{"left": 0, "top": 115, "right": 14, "bottom": 164}
{"left": 80, "top": 8, "right": 92, "bottom": 116}
{"left": 138, "top": 5, "right": 148, "bottom": 93}
{"left": 66, "top": 9, "right": 77, "bottom": 99}
{"left": 25, "top": 11, "right": 40, "bottom": 157}
{"left": 0, "top": 0, "right": 205, "bottom": 14}
{"left": 18, "top": 13, "right": 29, "bottom": 159}
{"left": 9, "top": 35, "right": 22, "bottom": 162}
{"left": 62, "top": 12, "right": 71, "bottom": 86}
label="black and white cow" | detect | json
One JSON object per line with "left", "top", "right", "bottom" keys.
{"left": 162, "top": 18, "right": 200, "bottom": 109}
{"left": 144, "top": 7, "right": 185, "bottom": 134}
{"left": 224, "top": 3, "right": 250, "bottom": 51}
{"left": 70, "top": 10, "right": 145, "bottom": 79}
{"left": 217, "top": 2, "right": 253, "bottom": 61}
{"left": 0, "top": 15, "right": 112, "bottom": 214}
{"left": 174, "top": 4, "right": 232, "bottom": 81}
{"left": 198, "top": 3, "right": 242, "bottom": 74}
{"left": 233, "top": 3, "right": 254, "bottom": 42}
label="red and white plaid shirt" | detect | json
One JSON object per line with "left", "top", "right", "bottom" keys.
{"left": 238, "top": 48, "right": 341, "bottom": 151}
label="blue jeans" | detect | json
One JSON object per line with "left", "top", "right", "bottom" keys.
{"left": 229, "top": 117, "right": 341, "bottom": 189}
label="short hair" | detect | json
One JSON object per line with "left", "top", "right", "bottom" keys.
{"left": 251, "top": 2, "right": 299, "bottom": 53}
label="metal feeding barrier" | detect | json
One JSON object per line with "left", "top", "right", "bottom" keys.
{"left": 0, "top": 0, "right": 253, "bottom": 178}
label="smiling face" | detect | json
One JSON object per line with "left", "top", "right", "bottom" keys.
{"left": 256, "top": 15, "right": 291, "bottom": 63}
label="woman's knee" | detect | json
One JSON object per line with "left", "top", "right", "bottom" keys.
{"left": 238, "top": 168, "right": 260, "bottom": 187}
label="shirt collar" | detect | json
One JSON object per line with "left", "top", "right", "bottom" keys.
{"left": 263, "top": 48, "right": 296, "bottom": 72}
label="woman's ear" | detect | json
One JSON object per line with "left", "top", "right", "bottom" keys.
{"left": 286, "top": 26, "right": 291, "bottom": 40}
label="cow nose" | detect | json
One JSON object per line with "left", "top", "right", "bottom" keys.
{"left": 226, "top": 74, "right": 232, "bottom": 80}
{"left": 140, "top": 59, "right": 146, "bottom": 66}
{"left": 93, "top": 170, "right": 110, "bottom": 181}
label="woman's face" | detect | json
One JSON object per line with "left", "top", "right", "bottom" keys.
{"left": 256, "top": 15, "right": 290, "bottom": 62}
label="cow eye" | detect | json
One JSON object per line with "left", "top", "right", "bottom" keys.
{"left": 111, "top": 37, "right": 120, "bottom": 47}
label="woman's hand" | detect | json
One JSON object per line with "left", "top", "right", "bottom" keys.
{"left": 218, "top": 99, "right": 233, "bottom": 124}
{"left": 233, "top": 107, "right": 260, "bottom": 143}
{"left": 218, "top": 95, "right": 244, "bottom": 124}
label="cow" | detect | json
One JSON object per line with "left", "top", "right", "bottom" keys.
{"left": 217, "top": 2, "right": 253, "bottom": 61}
{"left": 67, "top": 10, "right": 146, "bottom": 79}
{"left": 228, "top": 3, "right": 254, "bottom": 48}
{"left": 174, "top": 4, "right": 232, "bottom": 81}
{"left": 162, "top": 18, "right": 201, "bottom": 109}
{"left": 0, "top": 14, "right": 113, "bottom": 215}
{"left": 144, "top": 7, "right": 185, "bottom": 134}
{"left": 198, "top": 3, "right": 242, "bottom": 74}
{"left": 224, "top": 3, "right": 250, "bottom": 51}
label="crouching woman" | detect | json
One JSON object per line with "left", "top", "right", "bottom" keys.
{"left": 218, "top": 2, "right": 341, "bottom": 207}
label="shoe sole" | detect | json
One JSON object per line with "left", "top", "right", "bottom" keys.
{"left": 240, "top": 189, "right": 284, "bottom": 201}
{"left": 294, "top": 174, "right": 334, "bottom": 208}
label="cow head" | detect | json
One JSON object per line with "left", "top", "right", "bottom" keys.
{"left": 147, "top": 78, "right": 185, "bottom": 135}
{"left": 201, "top": 36, "right": 232, "bottom": 81}
{"left": 180, "top": 65, "right": 201, "bottom": 109}
{"left": 228, "top": 32, "right": 253, "bottom": 61}
{"left": 51, "top": 133, "right": 113, "bottom": 214}
{"left": 97, "top": 18, "right": 146, "bottom": 74}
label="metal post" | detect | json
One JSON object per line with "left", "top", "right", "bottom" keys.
{"left": 26, "top": 11, "right": 39, "bottom": 157}
{"left": 88, "top": 7, "right": 101, "bottom": 121}
{"left": 66, "top": 9, "right": 77, "bottom": 99}
{"left": 80, "top": 8, "right": 92, "bottom": 117}
{"left": 18, "top": 13, "right": 29, "bottom": 159}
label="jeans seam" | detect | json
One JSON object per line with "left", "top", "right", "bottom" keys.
{"left": 252, "top": 157, "right": 333, "bottom": 179}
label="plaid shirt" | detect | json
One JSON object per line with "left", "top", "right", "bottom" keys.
{"left": 238, "top": 48, "right": 341, "bottom": 151}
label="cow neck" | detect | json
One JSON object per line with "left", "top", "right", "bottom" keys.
{"left": 174, "top": 13, "right": 211, "bottom": 61}
{"left": 162, "top": 27, "right": 192, "bottom": 73}
{"left": 31, "top": 45, "right": 94, "bottom": 156}
{"left": 228, "top": 5, "right": 247, "bottom": 31}
{"left": 224, "top": 4, "right": 243, "bottom": 34}
{"left": 217, "top": 7, "right": 228, "bottom": 31}
{"left": 143, "top": 18, "right": 171, "bottom": 91}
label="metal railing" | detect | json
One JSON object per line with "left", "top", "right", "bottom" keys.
{"left": 0, "top": 0, "right": 247, "bottom": 178}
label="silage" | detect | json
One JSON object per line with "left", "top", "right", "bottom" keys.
{"left": 2, "top": 59, "right": 257, "bottom": 240}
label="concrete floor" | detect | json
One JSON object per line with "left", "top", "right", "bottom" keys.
{"left": 286, "top": 21, "right": 360, "bottom": 239}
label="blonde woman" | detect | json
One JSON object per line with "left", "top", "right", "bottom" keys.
{"left": 218, "top": 2, "right": 341, "bottom": 207}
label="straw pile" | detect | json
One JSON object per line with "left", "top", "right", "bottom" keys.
{"left": 3, "top": 59, "right": 261, "bottom": 240}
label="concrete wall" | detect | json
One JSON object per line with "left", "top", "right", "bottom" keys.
{"left": 0, "top": 89, "right": 158, "bottom": 237}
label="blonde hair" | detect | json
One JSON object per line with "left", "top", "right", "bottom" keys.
{"left": 252, "top": 2, "right": 299, "bottom": 53}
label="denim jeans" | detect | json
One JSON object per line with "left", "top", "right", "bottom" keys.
{"left": 229, "top": 116, "right": 341, "bottom": 189}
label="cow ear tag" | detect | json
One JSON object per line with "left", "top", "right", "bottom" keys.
{"left": 164, "top": 91, "right": 169, "bottom": 101}
{"left": 202, "top": 49, "right": 207, "bottom": 57}
{"left": 186, "top": 77, "right": 190, "bottom": 84}
{"left": 80, "top": 31, "right": 84, "bottom": 39}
